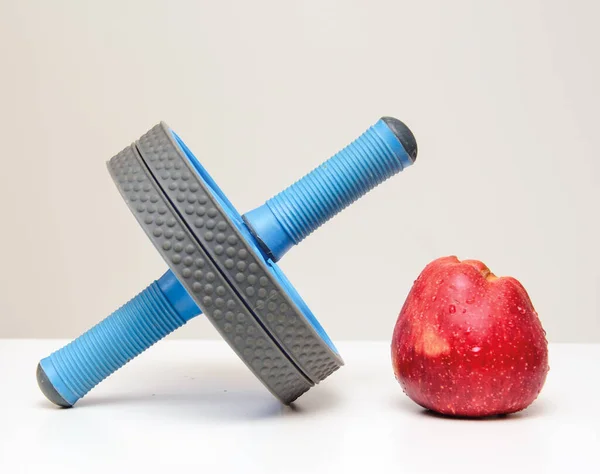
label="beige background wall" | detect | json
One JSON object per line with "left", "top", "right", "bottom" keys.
{"left": 0, "top": 0, "right": 598, "bottom": 342}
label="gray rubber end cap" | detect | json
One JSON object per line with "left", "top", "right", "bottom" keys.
{"left": 36, "top": 363, "right": 72, "bottom": 408}
{"left": 381, "top": 116, "right": 418, "bottom": 162}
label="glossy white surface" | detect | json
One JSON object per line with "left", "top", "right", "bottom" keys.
{"left": 0, "top": 340, "right": 598, "bottom": 473}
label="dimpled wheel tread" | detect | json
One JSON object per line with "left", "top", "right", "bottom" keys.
{"left": 136, "top": 124, "right": 343, "bottom": 383}
{"left": 108, "top": 145, "right": 312, "bottom": 404}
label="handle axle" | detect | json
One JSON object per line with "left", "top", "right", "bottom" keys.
{"left": 38, "top": 117, "right": 417, "bottom": 406}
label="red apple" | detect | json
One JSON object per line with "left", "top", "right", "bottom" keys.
{"left": 392, "top": 256, "right": 548, "bottom": 417}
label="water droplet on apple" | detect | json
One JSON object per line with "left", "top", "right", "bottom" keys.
{"left": 448, "top": 304, "right": 456, "bottom": 314}
{"left": 466, "top": 297, "right": 475, "bottom": 304}
{"left": 431, "top": 295, "right": 437, "bottom": 301}
{"left": 465, "top": 326, "right": 472, "bottom": 334}
{"left": 517, "top": 306, "right": 526, "bottom": 315}
{"left": 471, "top": 346, "right": 481, "bottom": 353}
{"left": 462, "top": 308, "right": 467, "bottom": 314}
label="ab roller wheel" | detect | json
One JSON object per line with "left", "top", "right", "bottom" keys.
{"left": 37, "top": 117, "right": 418, "bottom": 407}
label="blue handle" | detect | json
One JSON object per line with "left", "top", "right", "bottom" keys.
{"left": 38, "top": 116, "right": 417, "bottom": 406}
{"left": 243, "top": 118, "right": 416, "bottom": 261}
{"left": 37, "top": 272, "right": 199, "bottom": 406}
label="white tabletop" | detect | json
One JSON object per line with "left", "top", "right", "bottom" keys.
{"left": 0, "top": 340, "right": 598, "bottom": 473}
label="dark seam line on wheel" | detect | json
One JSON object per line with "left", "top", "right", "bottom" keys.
{"left": 133, "top": 142, "right": 314, "bottom": 385}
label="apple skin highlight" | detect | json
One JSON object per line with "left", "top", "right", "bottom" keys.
{"left": 392, "top": 256, "right": 549, "bottom": 417}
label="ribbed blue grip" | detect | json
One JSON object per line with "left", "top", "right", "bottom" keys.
{"left": 39, "top": 281, "right": 187, "bottom": 406}
{"left": 243, "top": 119, "right": 414, "bottom": 260}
